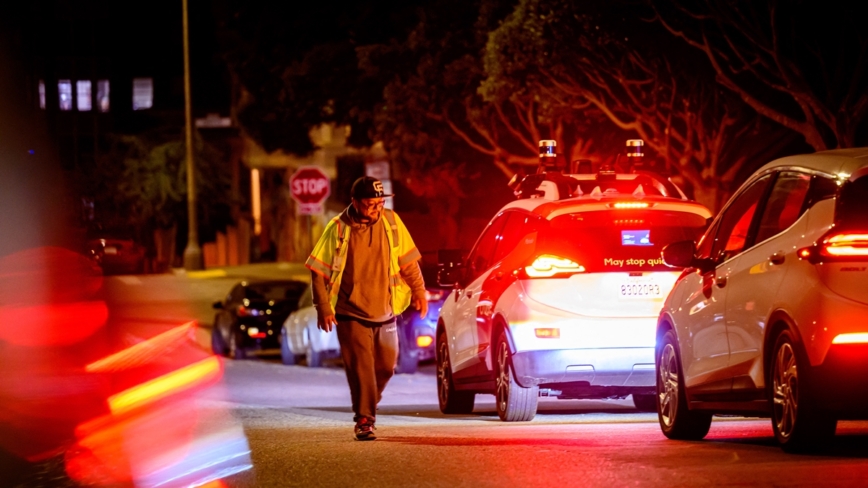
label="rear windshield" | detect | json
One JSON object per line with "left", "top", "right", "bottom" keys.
{"left": 540, "top": 210, "right": 707, "bottom": 272}
{"left": 573, "top": 175, "right": 674, "bottom": 198}
{"left": 837, "top": 175, "right": 868, "bottom": 229}
{"left": 246, "top": 283, "right": 307, "bottom": 301}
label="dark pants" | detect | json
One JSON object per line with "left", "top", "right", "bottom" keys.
{"left": 336, "top": 318, "right": 398, "bottom": 423}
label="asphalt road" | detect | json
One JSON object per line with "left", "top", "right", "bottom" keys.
{"left": 213, "top": 358, "right": 868, "bottom": 488}
{"left": 103, "top": 267, "right": 868, "bottom": 487}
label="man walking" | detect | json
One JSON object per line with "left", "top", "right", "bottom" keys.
{"left": 305, "top": 176, "right": 427, "bottom": 441}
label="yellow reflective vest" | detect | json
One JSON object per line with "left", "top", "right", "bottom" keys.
{"left": 305, "top": 209, "right": 422, "bottom": 315}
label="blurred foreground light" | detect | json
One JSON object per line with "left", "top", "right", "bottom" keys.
{"left": 108, "top": 356, "right": 222, "bottom": 415}
{"left": 832, "top": 333, "right": 868, "bottom": 344}
{"left": 86, "top": 321, "right": 197, "bottom": 373}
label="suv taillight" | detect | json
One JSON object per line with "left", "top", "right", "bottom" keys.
{"left": 798, "top": 231, "right": 868, "bottom": 263}
{"left": 520, "top": 254, "right": 586, "bottom": 278}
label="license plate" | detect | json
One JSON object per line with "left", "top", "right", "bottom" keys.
{"left": 104, "top": 246, "right": 118, "bottom": 255}
{"left": 619, "top": 281, "right": 662, "bottom": 298}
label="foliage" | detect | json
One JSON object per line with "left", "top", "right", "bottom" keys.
{"left": 84, "top": 131, "right": 231, "bottom": 235}
{"left": 653, "top": 0, "right": 868, "bottom": 151}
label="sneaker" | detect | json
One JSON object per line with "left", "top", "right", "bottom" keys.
{"left": 354, "top": 417, "right": 376, "bottom": 441}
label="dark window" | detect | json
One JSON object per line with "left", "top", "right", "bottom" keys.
{"left": 837, "top": 173, "right": 868, "bottom": 229}
{"left": 465, "top": 213, "right": 508, "bottom": 281}
{"left": 492, "top": 212, "right": 541, "bottom": 263}
{"left": 804, "top": 174, "right": 839, "bottom": 210}
{"left": 711, "top": 174, "right": 773, "bottom": 261}
{"left": 245, "top": 282, "right": 307, "bottom": 301}
{"left": 696, "top": 220, "right": 719, "bottom": 260}
{"left": 754, "top": 172, "right": 812, "bottom": 243}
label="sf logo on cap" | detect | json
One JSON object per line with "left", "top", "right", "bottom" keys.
{"left": 373, "top": 181, "right": 384, "bottom": 193}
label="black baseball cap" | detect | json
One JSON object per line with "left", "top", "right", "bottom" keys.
{"left": 351, "top": 176, "right": 393, "bottom": 199}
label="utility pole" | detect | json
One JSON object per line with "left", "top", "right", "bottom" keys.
{"left": 182, "top": 0, "right": 203, "bottom": 270}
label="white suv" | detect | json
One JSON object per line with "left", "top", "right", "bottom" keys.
{"left": 657, "top": 148, "right": 868, "bottom": 452}
{"left": 436, "top": 170, "right": 711, "bottom": 421}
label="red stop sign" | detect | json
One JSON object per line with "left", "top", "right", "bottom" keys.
{"left": 290, "top": 166, "right": 331, "bottom": 206}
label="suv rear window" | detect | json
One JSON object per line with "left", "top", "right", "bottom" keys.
{"left": 837, "top": 175, "right": 868, "bottom": 229}
{"left": 540, "top": 210, "right": 707, "bottom": 272}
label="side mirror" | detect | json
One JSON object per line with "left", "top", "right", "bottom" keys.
{"left": 437, "top": 249, "right": 464, "bottom": 287}
{"left": 212, "top": 301, "right": 224, "bottom": 310}
{"left": 661, "top": 240, "right": 698, "bottom": 268}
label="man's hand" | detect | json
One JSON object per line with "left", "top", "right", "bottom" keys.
{"left": 411, "top": 291, "right": 428, "bottom": 319}
{"left": 317, "top": 311, "right": 337, "bottom": 332}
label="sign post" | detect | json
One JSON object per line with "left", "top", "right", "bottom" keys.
{"left": 290, "top": 166, "right": 331, "bottom": 215}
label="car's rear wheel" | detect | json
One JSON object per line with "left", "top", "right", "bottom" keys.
{"left": 395, "top": 344, "right": 418, "bottom": 374}
{"left": 657, "top": 329, "right": 711, "bottom": 440}
{"left": 770, "top": 329, "right": 836, "bottom": 452}
{"left": 632, "top": 393, "right": 657, "bottom": 412}
{"left": 280, "top": 330, "right": 299, "bottom": 365}
{"left": 211, "top": 324, "right": 227, "bottom": 356}
{"left": 228, "top": 331, "right": 246, "bottom": 360}
{"left": 436, "top": 331, "right": 475, "bottom": 414}
{"left": 305, "top": 329, "right": 324, "bottom": 367}
{"left": 494, "top": 330, "right": 538, "bottom": 422}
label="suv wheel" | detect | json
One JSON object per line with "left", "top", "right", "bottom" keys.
{"left": 211, "top": 324, "right": 227, "bottom": 356}
{"left": 494, "top": 330, "right": 538, "bottom": 422}
{"left": 632, "top": 393, "right": 657, "bottom": 412}
{"left": 657, "top": 329, "right": 711, "bottom": 440}
{"left": 436, "top": 332, "right": 475, "bottom": 414}
{"left": 229, "top": 331, "right": 246, "bottom": 360}
{"left": 770, "top": 329, "right": 836, "bottom": 452}
{"left": 280, "top": 330, "right": 298, "bottom": 365}
{"left": 395, "top": 343, "right": 418, "bottom": 374}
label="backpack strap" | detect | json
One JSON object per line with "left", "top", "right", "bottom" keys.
{"left": 383, "top": 209, "right": 399, "bottom": 248}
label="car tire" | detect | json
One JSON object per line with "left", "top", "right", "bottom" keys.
{"left": 211, "top": 324, "right": 227, "bottom": 356}
{"left": 770, "top": 329, "right": 837, "bottom": 453}
{"left": 280, "top": 331, "right": 298, "bottom": 365}
{"left": 494, "top": 330, "right": 538, "bottom": 422}
{"left": 228, "top": 331, "right": 246, "bottom": 360}
{"left": 395, "top": 341, "right": 419, "bottom": 374}
{"left": 304, "top": 328, "right": 324, "bottom": 367}
{"left": 657, "top": 329, "right": 712, "bottom": 440}
{"left": 436, "top": 331, "right": 475, "bottom": 414}
{"left": 632, "top": 393, "right": 657, "bottom": 412}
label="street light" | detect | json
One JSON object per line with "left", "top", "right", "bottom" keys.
{"left": 182, "top": 0, "right": 203, "bottom": 270}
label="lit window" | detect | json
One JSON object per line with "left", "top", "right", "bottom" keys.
{"left": 76, "top": 80, "right": 92, "bottom": 111}
{"left": 38, "top": 80, "right": 45, "bottom": 109}
{"left": 58, "top": 80, "right": 72, "bottom": 111}
{"left": 97, "top": 79, "right": 110, "bottom": 112}
{"left": 132, "top": 77, "right": 153, "bottom": 110}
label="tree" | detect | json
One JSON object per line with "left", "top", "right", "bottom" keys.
{"left": 653, "top": 0, "right": 868, "bottom": 150}
{"left": 481, "top": 0, "right": 787, "bottom": 208}
{"left": 82, "top": 130, "right": 231, "bottom": 258}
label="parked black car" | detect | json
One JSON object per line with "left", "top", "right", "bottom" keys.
{"left": 84, "top": 227, "right": 146, "bottom": 275}
{"left": 212, "top": 280, "right": 308, "bottom": 359}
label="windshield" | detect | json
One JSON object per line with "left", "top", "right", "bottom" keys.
{"left": 245, "top": 283, "right": 307, "bottom": 301}
{"left": 540, "top": 210, "right": 707, "bottom": 272}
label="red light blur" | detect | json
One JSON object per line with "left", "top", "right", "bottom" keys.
{"left": 237, "top": 305, "right": 249, "bottom": 317}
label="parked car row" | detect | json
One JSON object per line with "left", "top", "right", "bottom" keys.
{"left": 212, "top": 267, "right": 446, "bottom": 374}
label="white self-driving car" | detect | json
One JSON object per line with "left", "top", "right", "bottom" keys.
{"left": 436, "top": 170, "right": 711, "bottom": 421}
{"left": 280, "top": 288, "right": 340, "bottom": 367}
{"left": 656, "top": 148, "right": 868, "bottom": 452}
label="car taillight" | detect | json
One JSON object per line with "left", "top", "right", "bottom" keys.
{"left": 798, "top": 232, "right": 868, "bottom": 263}
{"left": 609, "top": 202, "right": 651, "bottom": 209}
{"left": 425, "top": 289, "right": 443, "bottom": 302}
{"left": 832, "top": 333, "right": 868, "bottom": 344}
{"left": 416, "top": 335, "right": 434, "bottom": 348}
{"left": 523, "top": 254, "right": 585, "bottom": 278}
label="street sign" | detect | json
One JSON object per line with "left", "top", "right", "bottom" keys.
{"left": 290, "top": 166, "right": 331, "bottom": 215}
